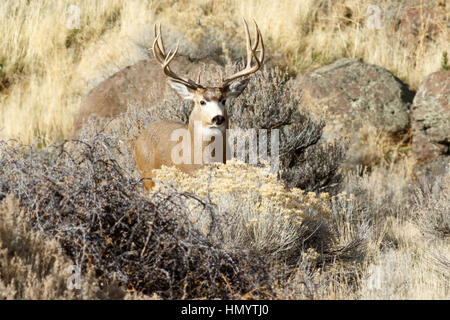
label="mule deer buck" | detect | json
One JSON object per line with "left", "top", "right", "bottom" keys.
{"left": 134, "top": 19, "right": 264, "bottom": 190}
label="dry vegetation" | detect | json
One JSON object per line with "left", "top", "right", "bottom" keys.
{"left": 0, "top": 0, "right": 448, "bottom": 143}
{"left": 0, "top": 0, "right": 449, "bottom": 300}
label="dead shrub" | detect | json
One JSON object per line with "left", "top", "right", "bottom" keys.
{"left": 0, "top": 138, "right": 271, "bottom": 299}
{"left": 412, "top": 169, "right": 450, "bottom": 239}
{"left": 0, "top": 195, "right": 100, "bottom": 299}
{"left": 153, "top": 162, "right": 336, "bottom": 265}
{"left": 227, "top": 66, "right": 346, "bottom": 193}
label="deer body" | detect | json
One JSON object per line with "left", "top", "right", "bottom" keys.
{"left": 135, "top": 20, "right": 264, "bottom": 190}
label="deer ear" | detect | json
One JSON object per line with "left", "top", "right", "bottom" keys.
{"left": 168, "top": 79, "right": 195, "bottom": 100}
{"left": 223, "top": 78, "right": 250, "bottom": 98}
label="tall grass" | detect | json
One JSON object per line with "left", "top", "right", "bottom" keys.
{"left": 1, "top": 77, "right": 449, "bottom": 299}
{"left": 0, "top": 0, "right": 447, "bottom": 144}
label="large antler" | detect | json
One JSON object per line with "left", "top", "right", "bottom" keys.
{"left": 220, "top": 19, "right": 264, "bottom": 88}
{"left": 153, "top": 24, "right": 204, "bottom": 90}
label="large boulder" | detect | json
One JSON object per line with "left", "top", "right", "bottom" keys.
{"left": 412, "top": 70, "right": 449, "bottom": 163}
{"left": 291, "top": 58, "right": 414, "bottom": 134}
{"left": 73, "top": 56, "right": 220, "bottom": 132}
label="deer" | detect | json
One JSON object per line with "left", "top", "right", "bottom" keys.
{"left": 134, "top": 19, "right": 264, "bottom": 190}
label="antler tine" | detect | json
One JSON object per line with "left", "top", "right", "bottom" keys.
{"left": 152, "top": 24, "right": 202, "bottom": 89}
{"left": 162, "top": 45, "right": 179, "bottom": 76}
{"left": 157, "top": 24, "right": 165, "bottom": 55}
{"left": 152, "top": 25, "right": 166, "bottom": 65}
{"left": 243, "top": 19, "right": 252, "bottom": 67}
{"left": 252, "top": 19, "right": 263, "bottom": 58}
{"left": 257, "top": 25, "right": 264, "bottom": 64}
{"left": 221, "top": 19, "right": 264, "bottom": 87}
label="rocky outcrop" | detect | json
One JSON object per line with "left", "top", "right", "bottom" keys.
{"left": 73, "top": 56, "right": 220, "bottom": 132}
{"left": 412, "top": 70, "right": 449, "bottom": 163}
{"left": 291, "top": 58, "right": 414, "bottom": 134}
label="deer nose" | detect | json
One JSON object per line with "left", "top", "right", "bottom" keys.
{"left": 212, "top": 115, "right": 225, "bottom": 126}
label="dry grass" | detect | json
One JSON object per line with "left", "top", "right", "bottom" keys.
{"left": 0, "top": 195, "right": 163, "bottom": 299}
{"left": 0, "top": 0, "right": 448, "bottom": 144}
{"left": 0, "top": 136, "right": 273, "bottom": 299}
{"left": 343, "top": 159, "right": 450, "bottom": 299}
{"left": 153, "top": 162, "right": 335, "bottom": 263}
{"left": 0, "top": 195, "right": 99, "bottom": 299}
{"left": 0, "top": 108, "right": 448, "bottom": 299}
{"left": 0, "top": 131, "right": 364, "bottom": 299}
{"left": 0, "top": 0, "right": 449, "bottom": 300}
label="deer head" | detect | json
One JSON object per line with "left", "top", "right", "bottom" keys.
{"left": 152, "top": 19, "right": 264, "bottom": 134}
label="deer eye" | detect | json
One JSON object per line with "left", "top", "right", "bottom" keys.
{"left": 200, "top": 100, "right": 206, "bottom": 105}
{"left": 220, "top": 99, "right": 226, "bottom": 105}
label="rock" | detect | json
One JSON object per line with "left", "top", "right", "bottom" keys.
{"left": 412, "top": 70, "right": 450, "bottom": 163}
{"left": 73, "top": 56, "right": 220, "bottom": 132}
{"left": 291, "top": 58, "right": 414, "bottom": 134}
{"left": 398, "top": 8, "right": 444, "bottom": 44}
